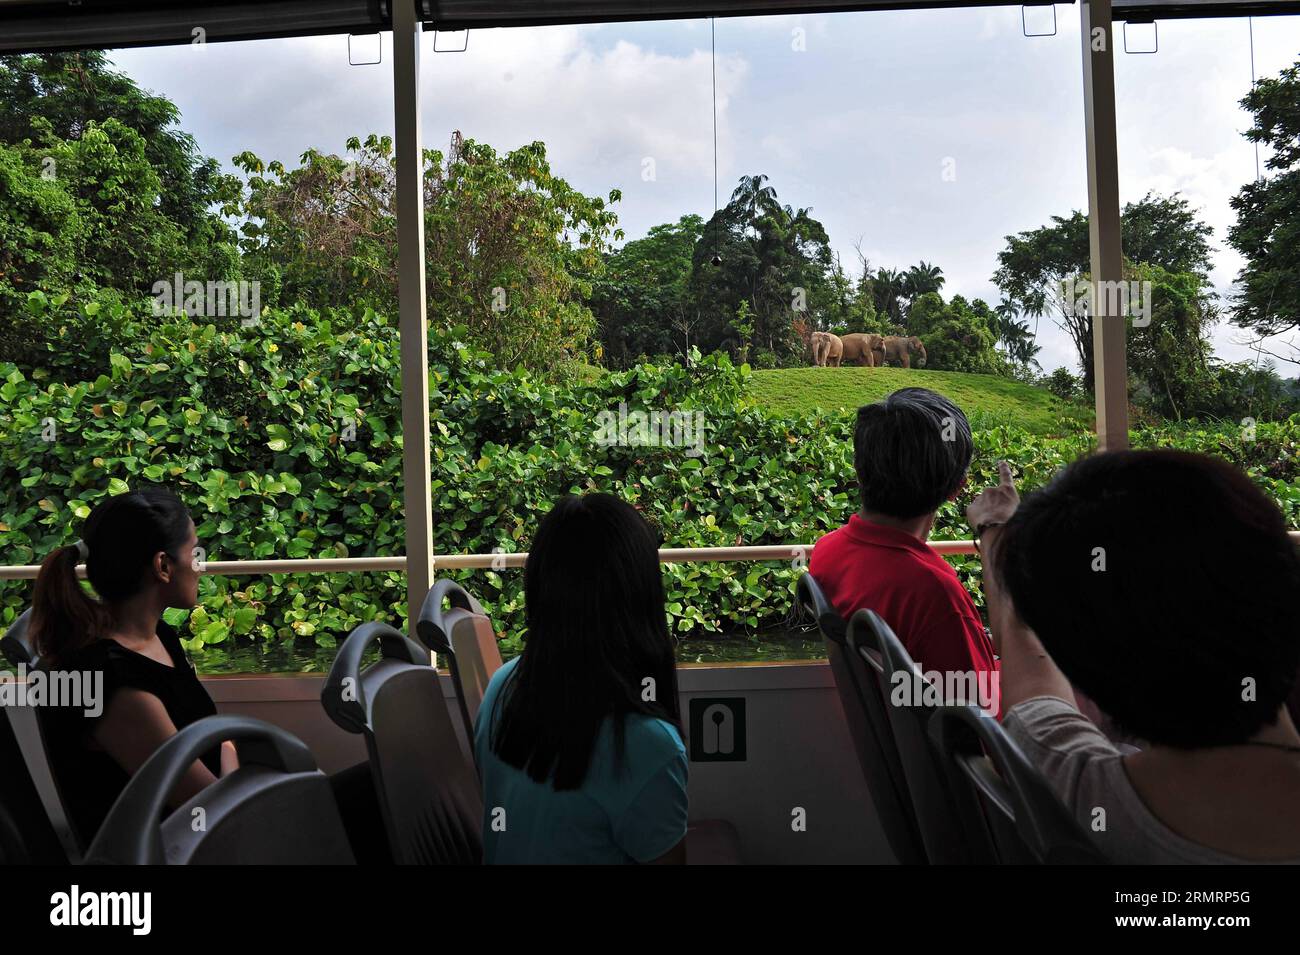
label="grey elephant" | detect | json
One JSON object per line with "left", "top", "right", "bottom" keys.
{"left": 811, "top": 332, "right": 843, "bottom": 367}
{"left": 840, "top": 333, "right": 885, "bottom": 367}
{"left": 880, "top": 335, "right": 927, "bottom": 368}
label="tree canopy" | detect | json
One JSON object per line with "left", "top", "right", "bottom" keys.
{"left": 1228, "top": 57, "right": 1300, "bottom": 366}
{"left": 992, "top": 192, "right": 1215, "bottom": 386}
{"left": 232, "top": 132, "right": 622, "bottom": 374}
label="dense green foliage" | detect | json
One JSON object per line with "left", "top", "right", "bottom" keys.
{"left": 589, "top": 214, "right": 705, "bottom": 366}
{"left": 0, "top": 52, "right": 239, "bottom": 272}
{"left": 0, "top": 51, "right": 240, "bottom": 293}
{"left": 3, "top": 289, "right": 1296, "bottom": 664}
{"left": 905, "top": 293, "right": 1006, "bottom": 376}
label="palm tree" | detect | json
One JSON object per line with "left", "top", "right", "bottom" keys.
{"left": 730, "top": 174, "right": 780, "bottom": 224}
{"left": 1006, "top": 325, "right": 1042, "bottom": 370}
{"left": 872, "top": 267, "right": 906, "bottom": 324}
{"left": 992, "top": 300, "right": 1021, "bottom": 342}
{"left": 991, "top": 301, "right": 1042, "bottom": 372}
{"left": 905, "top": 261, "right": 946, "bottom": 298}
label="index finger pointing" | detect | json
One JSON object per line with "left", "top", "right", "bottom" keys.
{"left": 998, "top": 460, "right": 1014, "bottom": 487}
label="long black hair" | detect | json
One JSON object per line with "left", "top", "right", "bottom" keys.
{"left": 490, "top": 493, "right": 681, "bottom": 790}
{"left": 31, "top": 487, "right": 192, "bottom": 666}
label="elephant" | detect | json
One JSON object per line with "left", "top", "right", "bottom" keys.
{"left": 840, "top": 333, "right": 885, "bottom": 367}
{"left": 810, "top": 332, "right": 843, "bottom": 367}
{"left": 880, "top": 335, "right": 927, "bottom": 369}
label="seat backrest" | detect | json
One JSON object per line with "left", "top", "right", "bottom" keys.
{"left": 2, "top": 607, "right": 84, "bottom": 860}
{"left": 85, "top": 714, "right": 355, "bottom": 864}
{"left": 858, "top": 608, "right": 996, "bottom": 864}
{"left": 322, "top": 621, "right": 483, "bottom": 864}
{"left": 1, "top": 607, "right": 37, "bottom": 667}
{"left": 3, "top": 606, "right": 88, "bottom": 861}
{"left": 0, "top": 702, "right": 71, "bottom": 864}
{"left": 416, "top": 578, "right": 502, "bottom": 749}
{"left": 798, "top": 575, "right": 926, "bottom": 864}
{"left": 928, "top": 704, "right": 1108, "bottom": 864}
{"left": 0, "top": 798, "right": 31, "bottom": 865}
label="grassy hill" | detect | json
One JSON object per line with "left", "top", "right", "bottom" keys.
{"left": 748, "top": 366, "right": 1091, "bottom": 435}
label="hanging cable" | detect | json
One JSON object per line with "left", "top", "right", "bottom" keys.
{"left": 710, "top": 17, "right": 722, "bottom": 266}
{"left": 1249, "top": 17, "right": 1261, "bottom": 182}
{"left": 1246, "top": 19, "right": 1266, "bottom": 377}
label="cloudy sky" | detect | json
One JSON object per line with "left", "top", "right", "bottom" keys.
{"left": 110, "top": 7, "right": 1300, "bottom": 374}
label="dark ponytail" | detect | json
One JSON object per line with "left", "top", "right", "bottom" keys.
{"left": 31, "top": 487, "right": 192, "bottom": 666}
{"left": 30, "top": 543, "right": 109, "bottom": 667}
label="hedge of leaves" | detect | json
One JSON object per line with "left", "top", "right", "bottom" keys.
{"left": 2, "top": 289, "right": 1297, "bottom": 661}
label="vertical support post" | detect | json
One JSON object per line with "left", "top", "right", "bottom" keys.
{"left": 393, "top": 0, "right": 434, "bottom": 635}
{"left": 1081, "top": 0, "right": 1129, "bottom": 450}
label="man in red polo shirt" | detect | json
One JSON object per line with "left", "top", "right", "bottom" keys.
{"left": 809, "top": 388, "right": 998, "bottom": 712}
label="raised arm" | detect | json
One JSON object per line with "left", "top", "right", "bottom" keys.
{"left": 969, "top": 461, "right": 1076, "bottom": 712}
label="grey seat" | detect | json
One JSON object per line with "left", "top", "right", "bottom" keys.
{"left": 0, "top": 800, "right": 31, "bottom": 865}
{"left": 852, "top": 608, "right": 997, "bottom": 864}
{"left": 0, "top": 608, "right": 82, "bottom": 862}
{"left": 0, "top": 701, "right": 71, "bottom": 864}
{"left": 928, "top": 704, "right": 1108, "bottom": 864}
{"left": 797, "top": 575, "right": 926, "bottom": 864}
{"left": 85, "top": 714, "right": 354, "bottom": 864}
{"left": 415, "top": 578, "right": 502, "bottom": 754}
{"left": 1, "top": 607, "right": 36, "bottom": 667}
{"left": 322, "top": 621, "right": 483, "bottom": 864}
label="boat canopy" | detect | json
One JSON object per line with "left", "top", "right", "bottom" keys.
{"left": 1, "top": 0, "right": 1296, "bottom": 53}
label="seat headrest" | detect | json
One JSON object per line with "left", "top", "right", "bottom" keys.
{"left": 321, "top": 621, "right": 432, "bottom": 734}
{"left": 1, "top": 608, "right": 36, "bottom": 668}
{"left": 415, "top": 578, "right": 486, "bottom": 654}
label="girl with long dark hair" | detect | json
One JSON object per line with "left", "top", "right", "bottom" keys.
{"left": 475, "top": 493, "right": 688, "bottom": 864}
{"left": 31, "top": 487, "right": 235, "bottom": 845}
{"left": 31, "top": 485, "right": 391, "bottom": 861}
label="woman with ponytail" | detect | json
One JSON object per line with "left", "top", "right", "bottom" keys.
{"left": 32, "top": 487, "right": 236, "bottom": 845}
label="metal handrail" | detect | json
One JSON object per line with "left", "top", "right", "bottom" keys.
{"left": 1, "top": 533, "right": 1295, "bottom": 579}
{"left": 0, "top": 540, "right": 981, "bottom": 579}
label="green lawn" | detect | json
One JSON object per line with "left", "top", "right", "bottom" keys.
{"left": 748, "top": 366, "right": 1092, "bottom": 435}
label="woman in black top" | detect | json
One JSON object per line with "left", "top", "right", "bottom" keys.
{"left": 33, "top": 486, "right": 392, "bottom": 862}
{"left": 31, "top": 487, "right": 236, "bottom": 845}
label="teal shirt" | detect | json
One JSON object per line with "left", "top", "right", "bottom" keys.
{"left": 474, "top": 657, "right": 689, "bottom": 864}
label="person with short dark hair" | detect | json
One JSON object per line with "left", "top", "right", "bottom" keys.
{"left": 810, "top": 388, "right": 998, "bottom": 706}
{"left": 969, "top": 451, "right": 1300, "bottom": 863}
{"left": 476, "top": 493, "right": 688, "bottom": 864}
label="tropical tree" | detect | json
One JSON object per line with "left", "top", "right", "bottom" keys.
{"left": 232, "top": 133, "right": 622, "bottom": 375}
{"left": 904, "top": 261, "right": 945, "bottom": 300}
{"left": 0, "top": 52, "right": 239, "bottom": 277}
{"left": 990, "top": 301, "right": 1042, "bottom": 377}
{"left": 0, "top": 117, "right": 224, "bottom": 307}
{"left": 1228, "top": 58, "right": 1300, "bottom": 366}
{"left": 906, "top": 293, "right": 1004, "bottom": 374}
{"left": 730, "top": 173, "right": 780, "bottom": 229}
{"left": 589, "top": 214, "right": 704, "bottom": 366}
{"left": 1124, "top": 262, "right": 1217, "bottom": 421}
{"left": 868, "top": 267, "right": 908, "bottom": 327}
{"left": 992, "top": 192, "right": 1214, "bottom": 386}
{"left": 692, "top": 174, "right": 835, "bottom": 361}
